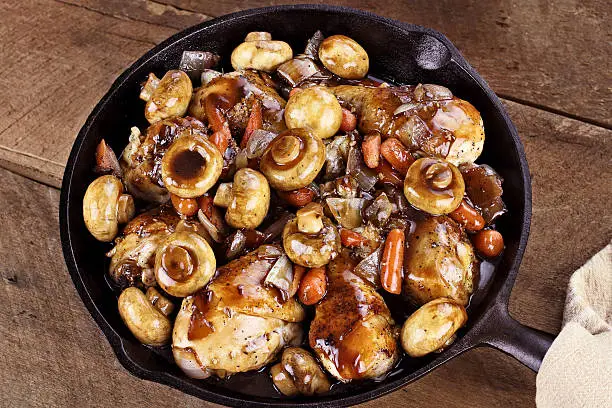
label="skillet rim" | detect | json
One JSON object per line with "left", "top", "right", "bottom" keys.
{"left": 59, "top": 4, "right": 532, "bottom": 407}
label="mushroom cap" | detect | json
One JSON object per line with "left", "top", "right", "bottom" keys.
{"left": 118, "top": 286, "right": 172, "bottom": 346}
{"left": 154, "top": 230, "right": 216, "bottom": 297}
{"left": 282, "top": 216, "right": 340, "bottom": 268}
{"left": 161, "top": 132, "right": 223, "bottom": 198}
{"left": 280, "top": 347, "right": 331, "bottom": 395}
{"left": 83, "top": 175, "right": 125, "bottom": 242}
{"left": 318, "top": 35, "right": 369, "bottom": 79}
{"left": 403, "top": 157, "right": 465, "bottom": 215}
{"left": 284, "top": 87, "right": 342, "bottom": 139}
{"left": 145, "top": 70, "right": 193, "bottom": 124}
{"left": 260, "top": 128, "right": 326, "bottom": 191}
{"left": 226, "top": 168, "right": 270, "bottom": 229}
{"left": 231, "top": 40, "right": 293, "bottom": 72}
{"left": 403, "top": 216, "right": 478, "bottom": 306}
{"left": 400, "top": 297, "right": 467, "bottom": 357}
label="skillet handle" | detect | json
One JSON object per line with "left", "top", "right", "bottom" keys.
{"left": 478, "top": 309, "right": 555, "bottom": 372}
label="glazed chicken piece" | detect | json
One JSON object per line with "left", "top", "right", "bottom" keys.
{"left": 173, "top": 245, "right": 305, "bottom": 379}
{"left": 309, "top": 252, "right": 399, "bottom": 381}
{"left": 189, "top": 70, "right": 287, "bottom": 138}
{"left": 329, "top": 84, "right": 484, "bottom": 165}
{"left": 120, "top": 117, "right": 208, "bottom": 203}
{"left": 403, "top": 215, "right": 478, "bottom": 306}
{"left": 107, "top": 205, "right": 180, "bottom": 289}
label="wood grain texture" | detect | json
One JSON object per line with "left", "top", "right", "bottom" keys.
{"left": 0, "top": 0, "right": 177, "bottom": 188}
{"left": 504, "top": 100, "right": 612, "bottom": 332}
{"left": 0, "top": 167, "right": 536, "bottom": 408}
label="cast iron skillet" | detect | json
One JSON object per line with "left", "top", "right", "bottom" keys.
{"left": 60, "top": 4, "right": 555, "bottom": 407}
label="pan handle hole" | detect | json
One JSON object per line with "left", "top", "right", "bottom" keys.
{"left": 415, "top": 35, "right": 452, "bottom": 70}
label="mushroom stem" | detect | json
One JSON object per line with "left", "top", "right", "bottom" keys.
{"left": 296, "top": 203, "right": 324, "bottom": 234}
{"left": 139, "top": 73, "right": 160, "bottom": 102}
{"left": 117, "top": 194, "right": 135, "bottom": 224}
{"left": 425, "top": 162, "right": 453, "bottom": 189}
{"left": 213, "top": 183, "right": 233, "bottom": 208}
{"left": 271, "top": 135, "right": 301, "bottom": 164}
{"left": 146, "top": 287, "right": 175, "bottom": 316}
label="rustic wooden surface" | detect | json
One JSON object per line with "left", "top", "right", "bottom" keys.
{"left": 0, "top": 0, "right": 610, "bottom": 407}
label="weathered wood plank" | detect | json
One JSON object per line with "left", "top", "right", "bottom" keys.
{"left": 0, "top": 0, "right": 177, "bottom": 188}
{"left": 0, "top": 167, "right": 536, "bottom": 408}
{"left": 58, "top": 0, "right": 211, "bottom": 29}
{"left": 158, "top": 0, "right": 612, "bottom": 127}
{"left": 505, "top": 100, "right": 612, "bottom": 333}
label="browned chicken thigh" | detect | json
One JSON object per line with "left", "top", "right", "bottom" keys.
{"left": 330, "top": 84, "right": 484, "bottom": 165}
{"left": 173, "top": 245, "right": 305, "bottom": 379}
{"left": 309, "top": 252, "right": 399, "bottom": 381}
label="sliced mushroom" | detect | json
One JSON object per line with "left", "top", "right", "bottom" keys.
{"left": 403, "top": 216, "right": 478, "bottom": 306}
{"left": 400, "top": 297, "right": 467, "bottom": 357}
{"left": 161, "top": 133, "right": 223, "bottom": 198}
{"left": 318, "top": 35, "right": 369, "bottom": 79}
{"left": 213, "top": 168, "right": 270, "bottom": 229}
{"left": 141, "top": 70, "right": 193, "bottom": 124}
{"left": 118, "top": 287, "right": 172, "bottom": 346}
{"left": 83, "top": 175, "right": 135, "bottom": 242}
{"left": 403, "top": 157, "right": 465, "bottom": 215}
{"left": 231, "top": 32, "right": 293, "bottom": 72}
{"left": 283, "top": 216, "right": 340, "bottom": 267}
{"left": 259, "top": 128, "right": 326, "bottom": 191}
{"left": 284, "top": 87, "right": 342, "bottom": 139}
{"left": 271, "top": 347, "right": 331, "bottom": 396}
{"left": 154, "top": 231, "right": 216, "bottom": 297}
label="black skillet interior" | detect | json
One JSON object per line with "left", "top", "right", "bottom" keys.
{"left": 60, "top": 5, "right": 532, "bottom": 407}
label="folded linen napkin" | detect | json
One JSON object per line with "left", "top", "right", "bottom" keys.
{"left": 536, "top": 243, "right": 612, "bottom": 407}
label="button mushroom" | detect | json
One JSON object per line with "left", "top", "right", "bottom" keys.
{"left": 118, "top": 286, "right": 172, "bottom": 346}
{"left": 271, "top": 347, "right": 331, "bottom": 396}
{"left": 231, "top": 32, "right": 293, "bottom": 72}
{"left": 403, "top": 216, "right": 478, "bottom": 306}
{"left": 403, "top": 157, "right": 465, "bottom": 215}
{"left": 83, "top": 175, "right": 135, "bottom": 242}
{"left": 318, "top": 35, "right": 369, "bottom": 79}
{"left": 284, "top": 87, "right": 342, "bottom": 139}
{"left": 154, "top": 230, "right": 216, "bottom": 297}
{"left": 213, "top": 168, "right": 270, "bottom": 229}
{"left": 161, "top": 133, "right": 223, "bottom": 198}
{"left": 283, "top": 215, "right": 340, "bottom": 268}
{"left": 259, "top": 128, "right": 326, "bottom": 191}
{"left": 400, "top": 297, "right": 467, "bottom": 357}
{"left": 140, "top": 70, "right": 193, "bottom": 124}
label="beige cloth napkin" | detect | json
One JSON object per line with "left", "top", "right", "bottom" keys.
{"left": 536, "top": 243, "right": 612, "bottom": 407}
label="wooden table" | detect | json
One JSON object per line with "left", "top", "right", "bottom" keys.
{"left": 1, "top": 1, "right": 610, "bottom": 407}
